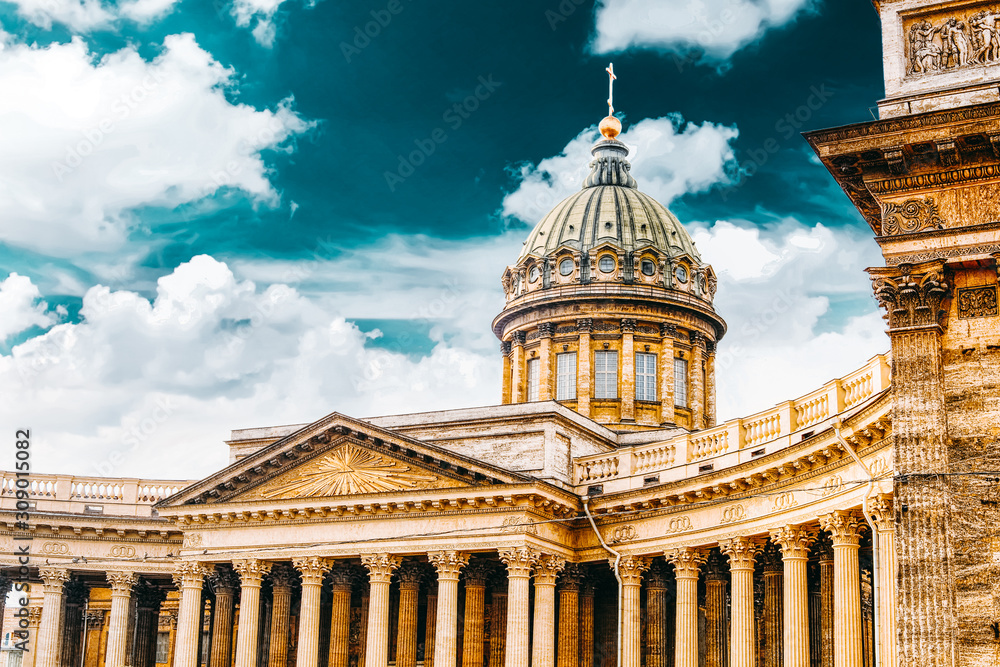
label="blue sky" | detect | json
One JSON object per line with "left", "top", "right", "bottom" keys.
{"left": 0, "top": 0, "right": 890, "bottom": 479}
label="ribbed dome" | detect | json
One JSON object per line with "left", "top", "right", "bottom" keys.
{"left": 518, "top": 138, "right": 700, "bottom": 262}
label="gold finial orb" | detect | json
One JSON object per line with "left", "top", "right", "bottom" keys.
{"left": 599, "top": 115, "right": 622, "bottom": 140}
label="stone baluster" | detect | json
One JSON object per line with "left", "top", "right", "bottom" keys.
{"left": 532, "top": 554, "right": 566, "bottom": 667}
{"left": 556, "top": 564, "right": 584, "bottom": 667}
{"left": 361, "top": 554, "right": 401, "bottom": 667}
{"left": 721, "top": 537, "right": 763, "bottom": 667}
{"left": 209, "top": 567, "right": 239, "bottom": 667}
{"left": 396, "top": 561, "right": 425, "bottom": 667}
{"left": 35, "top": 568, "right": 69, "bottom": 667}
{"left": 617, "top": 555, "right": 650, "bottom": 667}
{"left": 703, "top": 551, "right": 728, "bottom": 667}
{"left": 172, "top": 562, "right": 207, "bottom": 667}
{"left": 770, "top": 525, "right": 816, "bottom": 667}
{"left": 499, "top": 547, "right": 540, "bottom": 667}
{"left": 233, "top": 559, "right": 272, "bottom": 667}
{"left": 821, "top": 511, "right": 865, "bottom": 667}
{"left": 328, "top": 566, "right": 356, "bottom": 667}
{"left": 462, "top": 559, "right": 494, "bottom": 667}
{"left": 429, "top": 551, "right": 469, "bottom": 667}
{"left": 760, "top": 542, "right": 784, "bottom": 667}
{"left": 264, "top": 564, "right": 296, "bottom": 667}
{"left": 294, "top": 557, "right": 332, "bottom": 667}
{"left": 667, "top": 548, "right": 706, "bottom": 667}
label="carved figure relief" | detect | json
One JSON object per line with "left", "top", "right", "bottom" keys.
{"left": 957, "top": 285, "right": 999, "bottom": 318}
{"left": 499, "top": 516, "right": 538, "bottom": 535}
{"left": 906, "top": 9, "right": 1000, "bottom": 75}
{"left": 882, "top": 198, "right": 945, "bottom": 235}
{"left": 261, "top": 444, "right": 442, "bottom": 499}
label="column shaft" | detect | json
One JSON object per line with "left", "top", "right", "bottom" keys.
{"left": 577, "top": 320, "right": 592, "bottom": 417}
{"left": 104, "top": 572, "right": 135, "bottom": 667}
{"left": 763, "top": 570, "right": 782, "bottom": 667}
{"left": 659, "top": 329, "right": 675, "bottom": 424}
{"left": 820, "top": 554, "right": 834, "bottom": 667}
{"left": 268, "top": 580, "right": 293, "bottom": 667}
{"left": 721, "top": 538, "right": 760, "bottom": 667}
{"left": 424, "top": 588, "right": 437, "bottom": 667}
{"left": 704, "top": 563, "right": 727, "bottom": 667}
{"left": 871, "top": 498, "right": 897, "bottom": 667}
{"left": 172, "top": 564, "right": 206, "bottom": 667}
{"left": 500, "top": 548, "right": 538, "bottom": 667}
{"left": 821, "top": 512, "right": 864, "bottom": 667}
{"left": 556, "top": 586, "right": 579, "bottom": 667}
{"left": 295, "top": 558, "right": 333, "bottom": 667}
{"left": 579, "top": 585, "right": 594, "bottom": 667}
{"left": 430, "top": 551, "right": 469, "bottom": 667}
{"left": 539, "top": 328, "right": 553, "bottom": 401}
{"left": 668, "top": 548, "right": 705, "bottom": 667}
{"left": 233, "top": 559, "right": 271, "bottom": 667}
{"left": 769, "top": 526, "right": 813, "bottom": 667}
{"left": 462, "top": 584, "right": 486, "bottom": 667}
{"left": 328, "top": 572, "right": 354, "bottom": 667}
{"left": 532, "top": 556, "right": 566, "bottom": 667}
{"left": 209, "top": 570, "right": 238, "bottom": 667}
{"left": 36, "top": 569, "right": 69, "bottom": 667}
{"left": 396, "top": 569, "right": 422, "bottom": 667}
{"left": 363, "top": 554, "right": 401, "bottom": 667}
{"left": 621, "top": 322, "right": 635, "bottom": 421}
{"left": 488, "top": 591, "right": 508, "bottom": 667}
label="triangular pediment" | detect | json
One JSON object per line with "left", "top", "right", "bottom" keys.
{"left": 235, "top": 442, "right": 468, "bottom": 501}
{"left": 157, "top": 411, "right": 530, "bottom": 508}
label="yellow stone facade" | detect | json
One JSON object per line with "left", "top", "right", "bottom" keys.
{"left": 0, "top": 2, "right": 996, "bottom": 665}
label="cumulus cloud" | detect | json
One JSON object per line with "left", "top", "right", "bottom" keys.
{"left": 0, "top": 33, "right": 314, "bottom": 256}
{"left": 231, "top": 0, "right": 296, "bottom": 47}
{"left": 0, "top": 273, "right": 58, "bottom": 342}
{"left": 691, "top": 218, "right": 888, "bottom": 419}
{"left": 0, "top": 255, "right": 500, "bottom": 478}
{"left": 501, "top": 114, "right": 738, "bottom": 224}
{"left": 1, "top": 0, "right": 180, "bottom": 30}
{"left": 591, "top": 0, "right": 816, "bottom": 61}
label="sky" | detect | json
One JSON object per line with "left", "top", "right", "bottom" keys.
{"left": 0, "top": 0, "right": 891, "bottom": 480}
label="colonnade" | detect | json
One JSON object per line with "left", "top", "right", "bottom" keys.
{"left": 7, "top": 507, "right": 894, "bottom": 667}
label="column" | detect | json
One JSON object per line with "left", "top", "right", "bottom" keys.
{"left": 103, "top": 571, "right": 136, "bottom": 667}
{"left": 462, "top": 560, "right": 493, "bottom": 667}
{"left": 499, "top": 547, "right": 539, "bottom": 667}
{"left": 705, "top": 342, "right": 717, "bottom": 427}
{"left": 820, "top": 511, "right": 865, "bottom": 667}
{"left": 35, "top": 568, "right": 69, "bottom": 667}
{"left": 703, "top": 552, "right": 728, "bottom": 667}
{"left": 621, "top": 319, "right": 636, "bottom": 422}
{"left": 172, "top": 562, "right": 207, "bottom": 667}
{"left": 659, "top": 325, "right": 676, "bottom": 425}
{"left": 616, "top": 555, "right": 650, "bottom": 667}
{"left": 690, "top": 334, "right": 706, "bottom": 429}
{"left": 869, "top": 496, "right": 897, "bottom": 667}
{"left": 539, "top": 323, "right": 554, "bottom": 400}
{"left": 424, "top": 581, "right": 437, "bottom": 667}
{"left": 579, "top": 578, "right": 595, "bottom": 667}
{"left": 233, "top": 559, "right": 272, "bottom": 667}
{"left": 556, "top": 564, "right": 583, "bottom": 667}
{"left": 328, "top": 566, "right": 355, "bottom": 667}
{"left": 502, "top": 342, "right": 513, "bottom": 404}
{"left": 263, "top": 565, "right": 294, "bottom": 667}
{"left": 644, "top": 564, "right": 668, "bottom": 667}
{"left": 531, "top": 555, "right": 566, "bottom": 667}
{"left": 577, "top": 319, "right": 593, "bottom": 417}
{"left": 209, "top": 567, "right": 239, "bottom": 667}
{"left": 770, "top": 525, "right": 815, "bottom": 667}
{"left": 816, "top": 536, "right": 834, "bottom": 667}
{"left": 132, "top": 582, "right": 166, "bottom": 667}
{"left": 294, "top": 557, "right": 332, "bottom": 667}
{"left": 359, "top": 585, "right": 371, "bottom": 667}
{"left": 362, "top": 554, "right": 401, "bottom": 667}
{"left": 60, "top": 580, "right": 88, "bottom": 667}
{"left": 396, "top": 562, "right": 424, "bottom": 667}
{"left": 667, "top": 548, "right": 706, "bottom": 667}
{"left": 760, "top": 544, "right": 783, "bottom": 667}
{"left": 489, "top": 571, "right": 508, "bottom": 667}
{"left": 511, "top": 331, "right": 526, "bottom": 403}
{"left": 720, "top": 537, "right": 762, "bottom": 667}
{"left": 21, "top": 606, "right": 42, "bottom": 667}
{"left": 428, "top": 551, "right": 469, "bottom": 667}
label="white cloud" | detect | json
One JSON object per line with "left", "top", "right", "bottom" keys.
{"left": 591, "top": 0, "right": 815, "bottom": 61}
{"left": 0, "top": 33, "right": 314, "bottom": 256}
{"left": 1, "top": 0, "right": 181, "bottom": 30}
{"left": 501, "top": 114, "right": 738, "bottom": 224}
{"left": 231, "top": 0, "right": 292, "bottom": 47}
{"left": 0, "top": 255, "right": 501, "bottom": 479}
{"left": 691, "top": 218, "right": 888, "bottom": 420}
{"left": 0, "top": 273, "right": 58, "bottom": 342}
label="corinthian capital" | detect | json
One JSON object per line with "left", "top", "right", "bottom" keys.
{"left": 614, "top": 554, "right": 651, "bottom": 586}
{"left": 428, "top": 551, "right": 469, "bottom": 581}
{"left": 499, "top": 547, "right": 540, "bottom": 578}
{"left": 39, "top": 568, "right": 70, "bottom": 594}
{"left": 869, "top": 494, "right": 894, "bottom": 532}
{"left": 868, "top": 261, "right": 950, "bottom": 330}
{"left": 534, "top": 554, "right": 566, "bottom": 585}
{"left": 232, "top": 559, "right": 272, "bottom": 586}
{"left": 361, "top": 554, "right": 402, "bottom": 583}
{"left": 293, "top": 557, "right": 333, "bottom": 585}
{"left": 666, "top": 547, "right": 706, "bottom": 579}
{"left": 107, "top": 570, "right": 137, "bottom": 595}
{"left": 720, "top": 536, "right": 763, "bottom": 571}
{"left": 172, "top": 562, "right": 207, "bottom": 589}
{"left": 820, "top": 510, "right": 866, "bottom": 546}
{"left": 770, "top": 525, "right": 817, "bottom": 560}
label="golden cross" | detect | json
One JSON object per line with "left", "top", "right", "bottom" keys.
{"left": 606, "top": 63, "right": 617, "bottom": 115}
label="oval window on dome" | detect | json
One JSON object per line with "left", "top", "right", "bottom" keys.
{"left": 559, "top": 258, "right": 574, "bottom": 276}
{"left": 641, "top": 260, "right": 655, "bottom": 276}
{"left": 529, "top": 266, "right": 540, "bottom": 283}
{"left": 599, "top": 255, "right": 616, "bottom": 273}
{"left": 674, "top": 265, "right": 689, "bottom": 284}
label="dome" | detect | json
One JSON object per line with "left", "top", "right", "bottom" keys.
{"left": 517, "top": 138, "right": 701, "bottom": 263}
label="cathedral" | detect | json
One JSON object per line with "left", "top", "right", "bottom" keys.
{"left": 1, "top": 1, "right": 998, "bottom": 666}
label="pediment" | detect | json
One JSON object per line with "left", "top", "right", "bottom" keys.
{"left": 235, "top": 442, "right": 467, "bottom": 501}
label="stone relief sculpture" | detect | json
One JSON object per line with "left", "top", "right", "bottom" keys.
{"left": 907, "top": 10, "right": 1000, "bottom": 74}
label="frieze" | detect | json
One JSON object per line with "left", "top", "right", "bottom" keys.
{"left": 606, "top": 524, "right": 638, "bottom": 544}
{"left": 40, "top": 541, "right": 69, "bottom": 555}
{"left": 821, "top": 475, "right": 844, "bottom": 497}
{"left": 720, "top": 504, "right": 747, "bottom": 524}
{"left": 957, "top": 285, "right": 999, "bottom": 318}
{"left": 663, "top": 516, "right": 692, "bottom": 534}
{"left": 905, "top": 8, "right": 1000, "bottom": 76}
{"left": 771, "top": 491, "right": 798, "bottom": 512}
{"left": 869, "top": 164, "right": 1000, "bottom": 194}
{"left": 182, "top": 533, "right": 203, "bottom": 549}
{"left": 882, "top": 197, "right": 945, "bottom": 235}
{"left": 109, "top": 545, "right": 137, "bottom": 558}
{"left": 887, "top": 242, "right": 1000, "bottom": 265}
{"left": 499, "top": 516, "right": 538, "bottom": 535}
